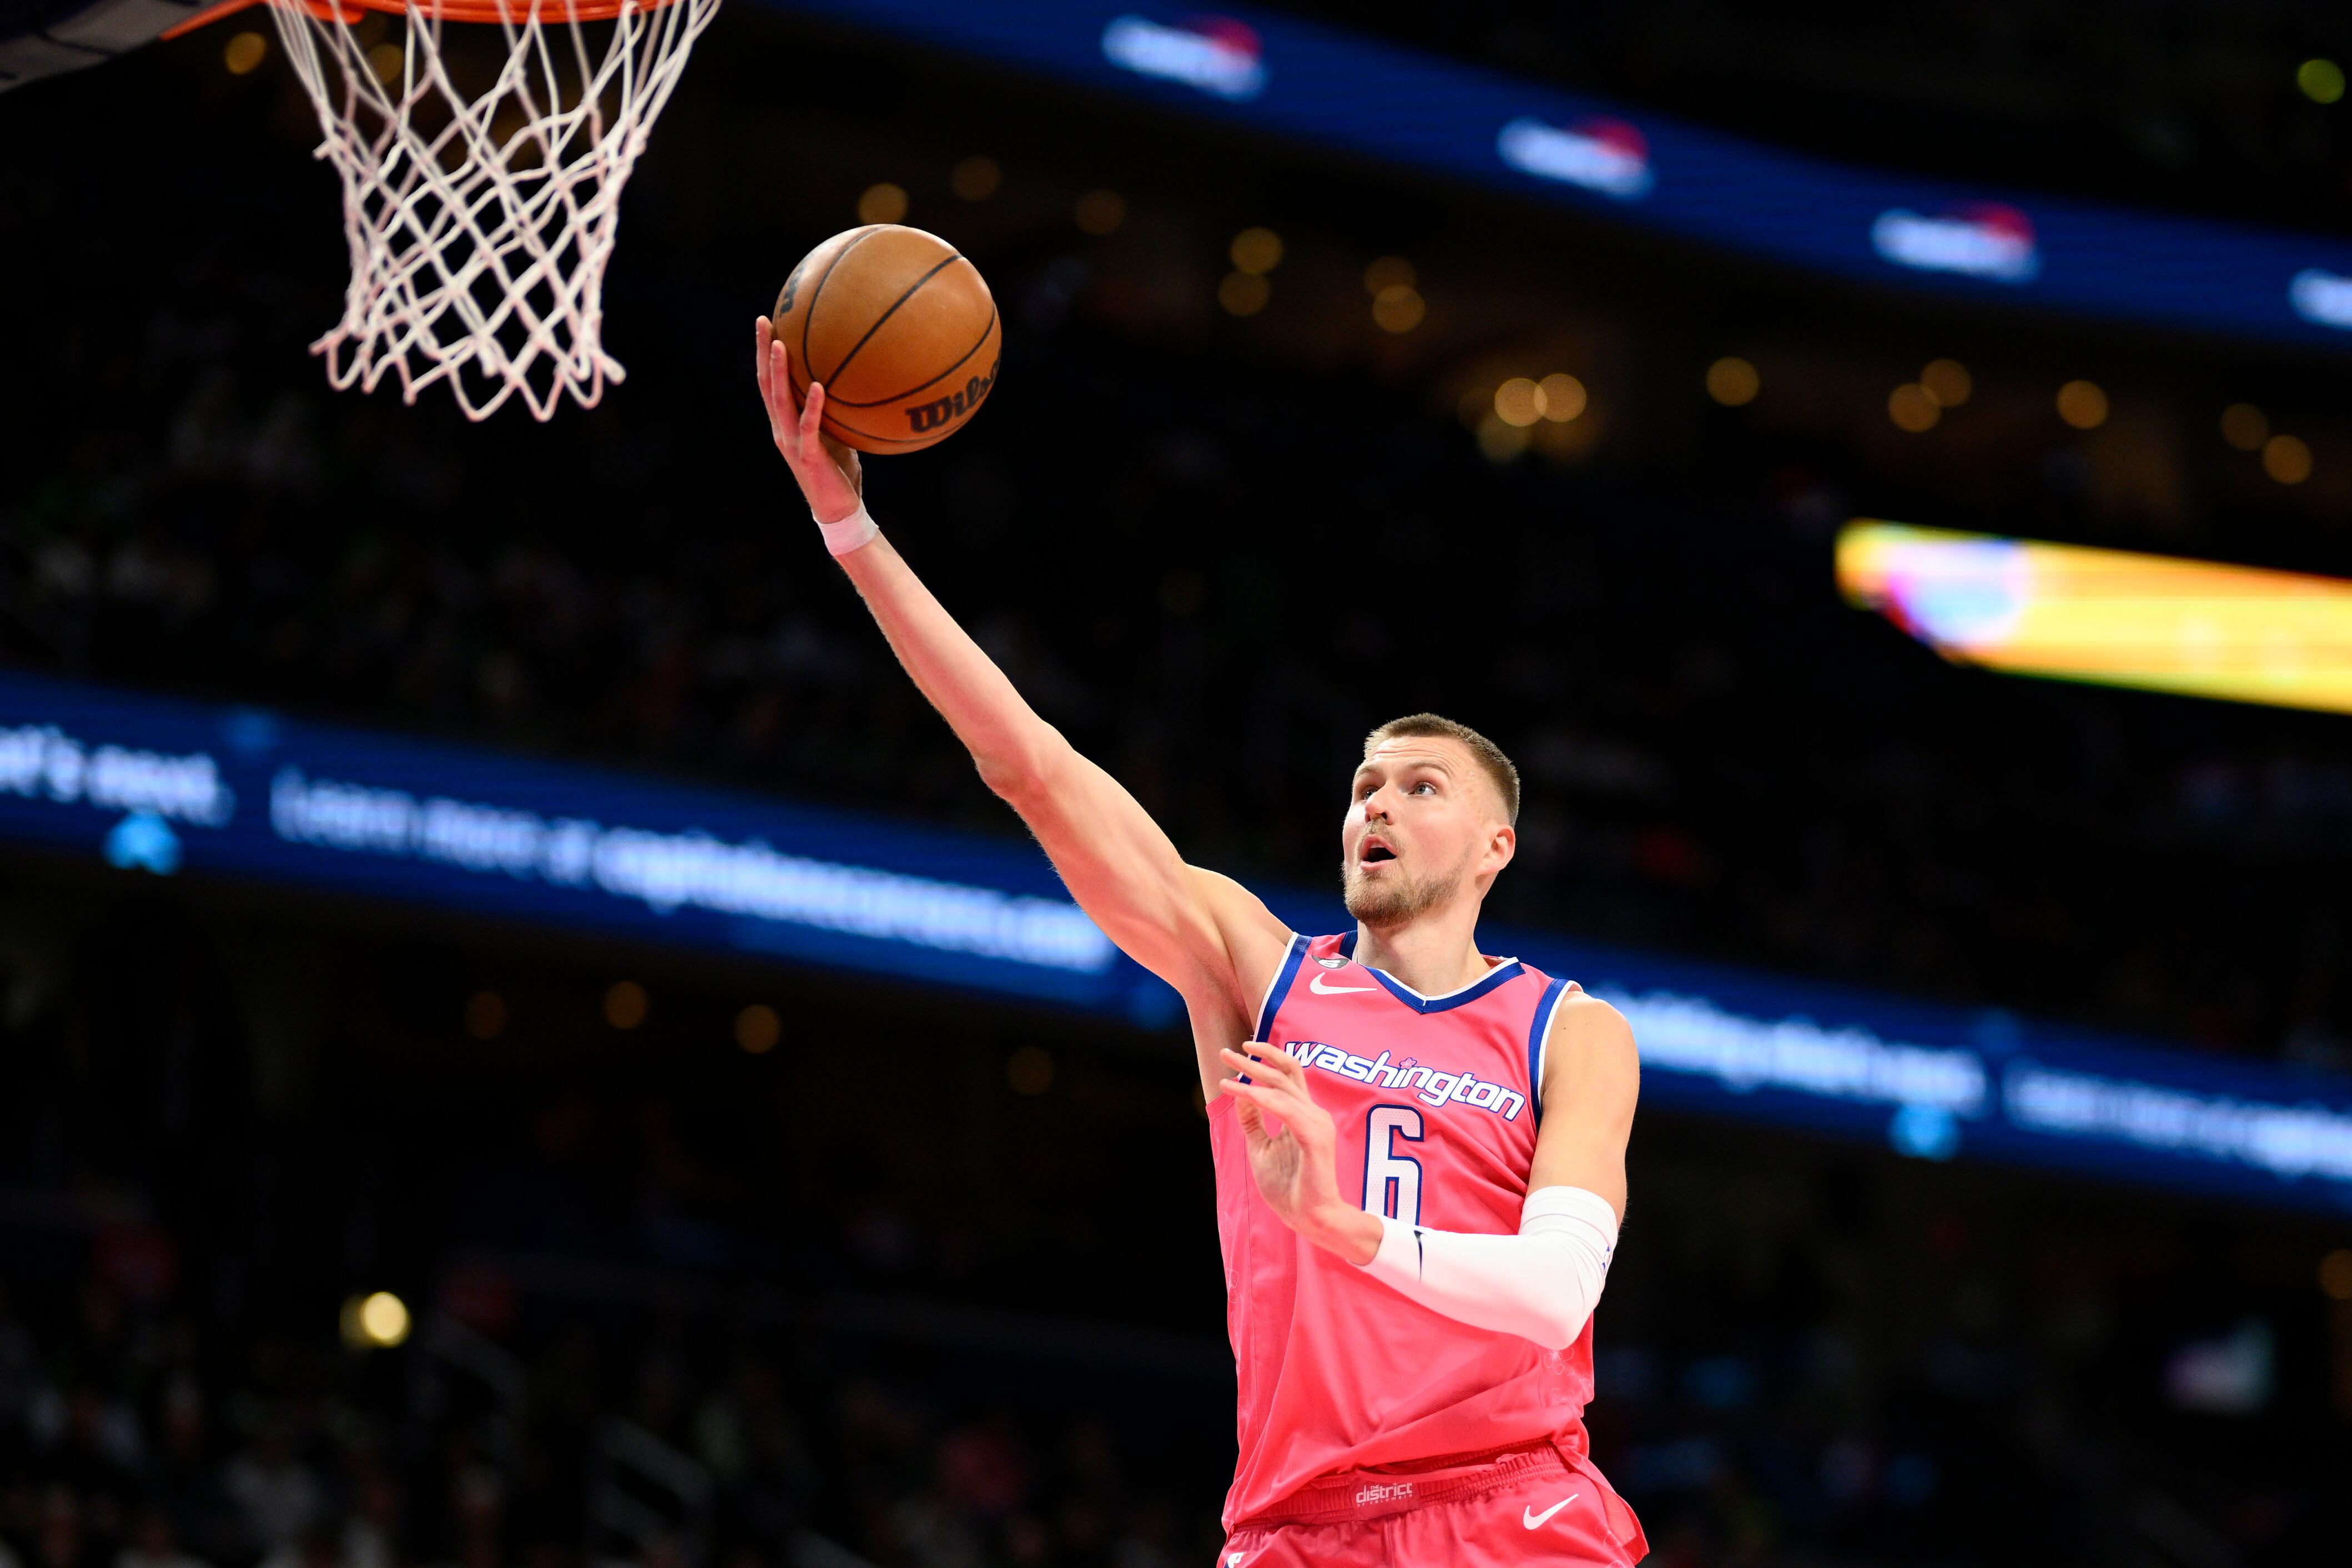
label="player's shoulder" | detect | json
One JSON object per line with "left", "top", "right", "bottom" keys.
{"left": 1548, "top": 989, "right": 1640, "bottom": 1069}
{"left": 1181, "top": 863, "right": 1283, "bottom": 935}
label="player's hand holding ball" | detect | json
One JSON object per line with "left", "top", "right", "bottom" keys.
{"left": 755, "top": 317, "right": 864, "bottom": 525}
{"left": 1220, "top": 1046, "right": 1383, "bottom": 1266}
{"left": 756, "top": 224, "right": 1001, "bottom": 535}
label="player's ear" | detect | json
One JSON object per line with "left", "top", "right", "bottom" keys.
{"left": 1485, "top": 822, "right": 1516, "bottom": 874}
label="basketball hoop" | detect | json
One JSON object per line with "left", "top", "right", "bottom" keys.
{"left": 253, "top": 0, "right": 720, "bottom": 419}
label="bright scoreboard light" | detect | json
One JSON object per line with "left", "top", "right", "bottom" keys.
{"left": 1838, "top": 520, "right": 2352, "bottom": 715}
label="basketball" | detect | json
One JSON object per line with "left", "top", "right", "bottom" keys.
{"left": 770, "top": 225, "right": 1002, "bottom": 453}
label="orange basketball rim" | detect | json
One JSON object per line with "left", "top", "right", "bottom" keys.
{"left": 164, "top": 0, "right": 676, "bottom": 37}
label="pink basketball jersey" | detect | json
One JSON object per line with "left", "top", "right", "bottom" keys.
{"left": 1210, "top": 930, "right": 1621, "bottom": 1530}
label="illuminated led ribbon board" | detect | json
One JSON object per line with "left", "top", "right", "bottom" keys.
{"left": 1839, "top": 520, "right": 2352, "bottom": 715}
{"left": 1, "top": 665, "right": 2349, "bottom": 1213}
{"left": 761, "top": 0, "right": 2352, "bottom": 350}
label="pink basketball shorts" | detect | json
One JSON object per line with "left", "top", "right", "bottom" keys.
{"left": 1218, "top": 1441, "right": 1648, "bottom": 1568}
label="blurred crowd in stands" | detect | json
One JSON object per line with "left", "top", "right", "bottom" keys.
{"left": 0, "top": 1057, "right": 2341, "bottom": 1568}
{"left": 0, "top": 1258, "right": 1225, "bottom": 1568}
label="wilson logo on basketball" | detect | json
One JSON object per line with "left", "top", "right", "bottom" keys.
{"left": 905, "top": 360, "right": 999, "bottom": 433}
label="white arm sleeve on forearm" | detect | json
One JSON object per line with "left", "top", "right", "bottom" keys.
{"left": 1356, "top": 1185, "right": 1618, "bottom": 1350}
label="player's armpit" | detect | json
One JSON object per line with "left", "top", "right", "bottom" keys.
{"left": 1527, "top": 994, "right": 1640, "bottom": 1220}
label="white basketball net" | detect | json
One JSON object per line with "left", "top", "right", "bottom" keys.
{"left": 266, "top": 0, "right": 721, "bottom": 420}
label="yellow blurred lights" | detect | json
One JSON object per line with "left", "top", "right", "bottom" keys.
{"left": 2299, "top": 58, "right": 2346, "bottom": 105}
{"left": 950, "top": 155, "right": 1001, "bottom": 202}
{"left": 1705, "top": 357, "right": 1759, "bottom": 407}
{"left": 1363, "top": 256, "right": 1417, "bottom": 295}
{"left": 1481, "top": 376, "right": 1588, "bottom": 427}
{"left": 367, "top": 42, "right": 404, "bottom": 84}
{"left": 2263, "top": 433, "right": 2313, "bottom": 485}
{"left": 856, "top": 182, "right": 908, "bottom": 225}
{"left": 1228, "top": 227, "right": 1283, "bottom": 275}
{"left": 340, "top": 1291, "right": 411, "bottom": 1350}
{"left": 1536, "top": 374, "right": 1587, "bottom": 423}
{"left": 1217, "top": 271, "right": 1270, "bottom": 316}
{"left": 462, "top": 991, "right": 507, "bottom": 1041}
{"left": 1073, "top": 189, "right": 1125, "bottom": 236}
{"left": 603, "top": 980, "right": 648, "bottom": 1031}
{"left": 2322, "top": 1248, "right": 2352, "bottom": 1300}
{"left": 224, "top": 30, "right": 268, "bottom": 74}
{"left": 2220, "top": 403, "right": 2270, "bottom": 451}
{"left": 1919, "top": 359, "right": 1972, "bottom": 407}
{"left": 1371, "top": 285, "right": 1424, "bottom": 333}
{"left": 2056, "top": 379, "right": 2109, "bottom": 430}
{"left": 1887, "top": 383, "right": 1940, "bottom": 433}
{"left": 735, "top": 1003, "right": 781, "bottom": 1054}
{"left": 1493, "top": 379, "right": 1543, "bottom": 427}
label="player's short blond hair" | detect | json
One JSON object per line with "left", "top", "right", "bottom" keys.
{"left": 1363, "top": 714, "right": 1521, "bottom": 826}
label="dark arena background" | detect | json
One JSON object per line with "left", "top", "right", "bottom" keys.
{"left": 5, "top": 3, "right": 2352, "bottom": 1566}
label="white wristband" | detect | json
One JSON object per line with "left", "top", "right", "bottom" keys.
{"left": 817, "top": 503, "right": 879, "bottom": 557}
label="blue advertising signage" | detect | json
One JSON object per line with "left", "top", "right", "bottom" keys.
{"left": 0, "top": 667, "right": 1169, "bottom": 1023}
{"left": 1474, "top": 933, "right": 2352, "bottom": 1219}
{"left": 4, "top": 665, "right": 2350, "bottom": 1216}
{"left": 765, "top": 0, "right": 2352, "bottom": 351}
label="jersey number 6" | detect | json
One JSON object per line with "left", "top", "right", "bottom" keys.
{"left": 1363, "top": 1106, "right": 1424, "bottom": 1223}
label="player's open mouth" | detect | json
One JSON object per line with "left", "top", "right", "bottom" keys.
{"left": 1360, "top": 839, "right": 1397, "bottom": 865}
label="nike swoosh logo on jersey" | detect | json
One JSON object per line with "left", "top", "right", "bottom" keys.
{"left": 1523, "top": 1495, "right": 1578, "bottom": 1529}
{"left": 1310, "top": 972, "right": 1376, "bottom": 994}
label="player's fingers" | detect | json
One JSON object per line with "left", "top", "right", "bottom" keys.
{"left": 753, "top": 318, "right": 772, "bottom": 400}
{"left": 824, "top": 437, "right": 865, "bottom": 497}
{"left": 1226, "top": 1073, "right": 1313, "bottom": 1129}
{"left": 1234, "top": 1045, "right": 1306, "bottom": 1092}
{"left": 765, "top": 342, "right": 800, "bottom": 445}
{"left": 1218, "top": 1048, "right": 1286, "bottom": 1097}
{"left": 1218, "top": 1050, "right": 1305, "bottom": 1110}
{"left": 1222, "top": 1077, "right": 1287, "bottom": 1119}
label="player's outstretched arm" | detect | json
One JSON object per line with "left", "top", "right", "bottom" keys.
{"left": 754, "top": 321, "right": 1289, "bottom": 1016}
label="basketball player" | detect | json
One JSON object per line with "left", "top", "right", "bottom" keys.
{"left": 755, "top": 320, "right": 1648, "bottom": 1567}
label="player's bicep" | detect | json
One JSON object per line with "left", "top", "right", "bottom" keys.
{"left": 1527, "top": 996, "right": 1640, "bottom": 1218}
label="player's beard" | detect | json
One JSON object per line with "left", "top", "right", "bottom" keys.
{"left": 1342, "top": 850, "right": 1465, "bottom": 929}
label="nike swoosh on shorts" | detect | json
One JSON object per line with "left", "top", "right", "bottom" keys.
{"left": 1523, "top": 1494, "right": 1578, "bottom": 1529}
